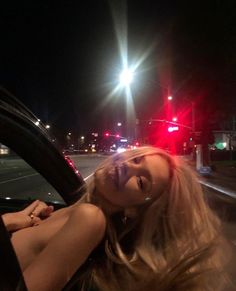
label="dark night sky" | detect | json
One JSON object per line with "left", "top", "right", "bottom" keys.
{"left": 1, "top": 0, "right": 236, "bottom": 138}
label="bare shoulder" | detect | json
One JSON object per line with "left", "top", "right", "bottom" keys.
{"left": 22, "top": 203, "right": 106, "bottom": 290}
{"left": 70, "top": 203, "right": 106, "bottom": 239}
{"left": 72, "top": 203, "right": 106, "bottom": 222}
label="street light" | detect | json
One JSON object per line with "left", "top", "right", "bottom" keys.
{"left": 119, "top": 68, "right": 134, "bottom": 88}
{"left": 120, "top": 68, "right": 133, "bottom": 87}
{"left": 34, "top": 119, "right": 41, "bottom": 126}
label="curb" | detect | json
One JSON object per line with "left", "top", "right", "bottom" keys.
{"left": 199, "top": 179, "right": 236, "bottom": 199}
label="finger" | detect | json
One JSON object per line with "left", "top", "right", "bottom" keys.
{"left": 31, "top": 202, "right": 48, "bottom": 217}
{"left": 40, "top": 206, "right": 54, "bottom": 217}
{"left": 31, "top": 216, "right": 41, "bottom": 226}
{"left": 22, "top": 200, "right": 40, "bottom": 215}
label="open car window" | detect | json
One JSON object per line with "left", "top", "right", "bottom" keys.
{"left": 0, "top": 89, "right": 86, "bottom": 206}
{"left": 0, "top": 90, "right": 86, "bottom": 290}
{"left": 0, "top": 143, "right": 64, "bottom": 205}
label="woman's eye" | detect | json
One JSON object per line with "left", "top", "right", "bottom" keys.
{"left": 137, "top": 176, "right": 144, "bottom": 191}
{"left": 133, "top": 156, "right": 143, "bottom": 164}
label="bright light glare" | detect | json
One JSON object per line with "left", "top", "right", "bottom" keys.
{"left": 168, "top": 96, "right": 173, "bottom": 100}
{"left": 117, "top": 147, "right": 126, "bottom": 153}
{"left": 168, "top": 126, "right": 179, "bottom": 132}
{"left": 119, "top": 68, "right": 133, "bottom": 87}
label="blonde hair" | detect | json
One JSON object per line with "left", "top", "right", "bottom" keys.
{"left": 79, "top": 146, "right": 229, "bottom": 291}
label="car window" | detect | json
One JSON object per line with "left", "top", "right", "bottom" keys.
{"left": 0, "top": 143, "right": 65, "bottom": 204}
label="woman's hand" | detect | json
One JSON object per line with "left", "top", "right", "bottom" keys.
{"left": 2, "top": 200, "right": 54, "bottom": 232}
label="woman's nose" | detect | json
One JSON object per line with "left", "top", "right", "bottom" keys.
{"left": 123, "top": 161, "right": 139, "bottom": 175}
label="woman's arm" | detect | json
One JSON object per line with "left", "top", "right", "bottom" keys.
{"left": 23, "top": 203, "right": 106, "bottom": 291}
{"left": 2, "top": 200, "right": 54, "bottom": 232}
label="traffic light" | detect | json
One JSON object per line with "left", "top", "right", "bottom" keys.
{"left": 104, "top": 132, "right": 110, "bottom": 137}
{"left": 167, "top": 126, "right": 179, "bottom": 133}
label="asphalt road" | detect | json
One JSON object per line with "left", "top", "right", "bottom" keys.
{"left": 0, "top": 154, "right": 236, "bottom": 289}
{"left": 0, "top": 154, "right": 105, "bottom": 202}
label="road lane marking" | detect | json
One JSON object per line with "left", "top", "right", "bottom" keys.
{"left": 84, "top": 173, "right": 94, "bottom": 181}
{"left": 0, "top": 173, "right": 39, "bottom": 185}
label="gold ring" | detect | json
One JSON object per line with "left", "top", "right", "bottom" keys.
{"left": 29, "top": 213, "right": 34, "bottom": 220}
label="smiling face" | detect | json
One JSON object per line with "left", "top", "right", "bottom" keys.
{"left": 94, "top": 153, "right": 170, "bottom": 211}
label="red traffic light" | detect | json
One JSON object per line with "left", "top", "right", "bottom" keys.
{"left": 104, "top": 132, "right": 110, "bottom": 137}
{"left": 168, "top": 126, "right": 179, "bottom": 133}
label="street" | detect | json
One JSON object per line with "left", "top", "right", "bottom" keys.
{"left": 0, "top": 154, "right": 105, "bottom": 203}
{"left": 0, "top": 154, "right": 236, "bottom": 289}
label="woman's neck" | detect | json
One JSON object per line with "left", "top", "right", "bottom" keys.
{"left": 88, "top": 190, "right": 123, "bottom": 215}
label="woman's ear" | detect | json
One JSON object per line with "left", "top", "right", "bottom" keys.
{"left": 124, "top": 207, "right": 138, "bottom": 218}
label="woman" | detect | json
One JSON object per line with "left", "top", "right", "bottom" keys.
{"left": 2, "top": 146, "right": 229, "bottom": 290}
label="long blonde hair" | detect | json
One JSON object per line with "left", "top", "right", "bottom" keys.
{"left": 80, "top": 146, "right": 229, "bottom": 291}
